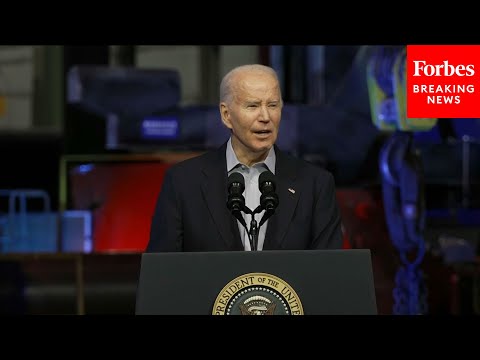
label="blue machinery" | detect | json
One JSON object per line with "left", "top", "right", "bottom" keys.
{"left": 367, "top": 46, "right": 436, "bottom": 314}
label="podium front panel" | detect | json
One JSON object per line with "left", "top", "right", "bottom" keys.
{"left": 136, "top": 249, "right": 377, "bottom": 315}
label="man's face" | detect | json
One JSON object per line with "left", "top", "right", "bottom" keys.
{"left": 220, "top": 71, "right": 282, "bottom": 160}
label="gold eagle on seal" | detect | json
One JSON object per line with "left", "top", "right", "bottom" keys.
{"left": 238, "top": 295, "right": 276, "bottom": 315}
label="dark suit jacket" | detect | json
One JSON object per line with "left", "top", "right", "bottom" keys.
{"left": 147, "top": 142, "right": 342, "bottom": 252}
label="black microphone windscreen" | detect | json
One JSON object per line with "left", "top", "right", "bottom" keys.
{"left": 259, "top": 170, "right": 276, "bottom": 191}
{"left": 228, "top": 171, "right": 245, "bottom": 186}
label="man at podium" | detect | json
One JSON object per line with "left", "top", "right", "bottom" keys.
{"left": 147, "top": 64, "right": 343, "bottom": 253}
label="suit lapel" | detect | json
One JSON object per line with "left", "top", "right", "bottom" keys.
{"left": 263, "top": 147, "right": 300, "bottom": 250}
{"left": 201, "top": 143, "right": 243, "bottom": 250}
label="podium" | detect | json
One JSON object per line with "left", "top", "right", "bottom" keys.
{"left": 135, "top": 249, "right": 377, "bottom": 315}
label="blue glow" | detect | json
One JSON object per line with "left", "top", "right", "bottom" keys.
{"left": 76, "top": 164, "right": 95, "bottom": 175}
{"left": 141, "top": 116, "right": 179, "bottom": 140}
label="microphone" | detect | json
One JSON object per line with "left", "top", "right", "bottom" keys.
{"left": 226, "top": 172, "right": 248, "bottom": 228}
{"left": 258, "top": 170, "right": 279, "bottom": 227}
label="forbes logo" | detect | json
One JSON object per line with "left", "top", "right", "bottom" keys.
{"left": 407, "top": 44, "right": 480, "bottom": 118}
{"left": 412, "top": 60, "right": 475, "bottom": 77}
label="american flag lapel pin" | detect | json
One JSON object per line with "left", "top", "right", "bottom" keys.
{"left": 288, "top": 188, "right": 295, "bottom": 194}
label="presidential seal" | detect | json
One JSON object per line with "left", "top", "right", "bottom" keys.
{"left": 212, "top": 272, "right": 303, "bottom": 315}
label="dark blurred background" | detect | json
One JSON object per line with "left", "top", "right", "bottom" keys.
{"left": 0, "top": 45, "right": 478, "bottom": 315}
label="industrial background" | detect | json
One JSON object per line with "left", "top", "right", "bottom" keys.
{"left": 0, "top": 45, "right": 478, "bottom": 315}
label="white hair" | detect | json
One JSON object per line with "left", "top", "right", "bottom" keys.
{"left": 219, "top": 64, "right": 282, "bottom": 105}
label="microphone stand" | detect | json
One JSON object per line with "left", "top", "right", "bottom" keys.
{"left": 250, "top": 197, "right": 278, "bottom": 250}
{"left": 227, "top": 190, "right": 276, "bottom": 251}
{"left": 227, "top": 194, "right": 258, "bottom": 251}
{"left": 249, "top": 219, "right": 258, "bottom": 251}
{"left": 249, "top": 205, "right": 264, "bottom": 251}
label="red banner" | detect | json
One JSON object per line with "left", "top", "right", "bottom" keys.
{"left": 407, "top": 45, "right": 480, "bottom": 118}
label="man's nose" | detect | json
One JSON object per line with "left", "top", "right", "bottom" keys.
{"left": 259, "top": 106, "right": 270, "bottom": 122}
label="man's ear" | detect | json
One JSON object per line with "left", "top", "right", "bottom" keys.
{"left": 220, "top": 102, "right": 232, "bottom": 129}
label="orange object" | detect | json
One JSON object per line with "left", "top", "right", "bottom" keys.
{"left": 0, "top": 96, "right": 6, "bottom": 117}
